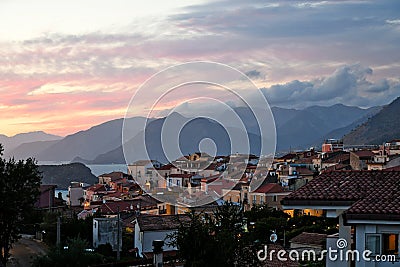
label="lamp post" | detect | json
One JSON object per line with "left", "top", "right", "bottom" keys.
{"left": 117, "top": 206, "right": 121, "bottom": 261}
{"left": 56, "top": 216, "right": 61, "bottom": 247}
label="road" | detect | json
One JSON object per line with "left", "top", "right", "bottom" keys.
{"left": 8, "top": 236, "right": 47, "bottom": 267}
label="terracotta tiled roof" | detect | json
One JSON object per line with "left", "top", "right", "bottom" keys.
{"left": 277, "top": 153, "right": 298, "bottom": 161}
{"left": 206, "top": 178, "right": 237, "bottom": 195}
{"left": 246, "top": 165, "right": 257, "bottom": 169}
{"left": 98, "top": 171, "right": 125, "bottom": 181}
{"left": 201, "top": 174, "right": 221, "bottom": 183}
{"left": 134, "top": 194, "right": 163, "bottom": 204}
{"left": 157, "top": 163, "right": 174, "bottom": 170}
{"left": 282, "top": 170, "right": 400, "bottom": 221}
{"left": 321, "top": 163, "right": 351, "bottom": 172}
{"left": 253, "top": 183, "right": 284, "bottom": 194}
{"left": 168, "top": 173, "right": 193, "bottom": 178}
{"left": 137, "top": 214, "right": 190, "bottom": 231}
{"left": 86, "top": 184, "right": 107, "bottom": 192}
{"left": 98, "top": 201, "right": 136, "bottom": 214}
{"left": 385, "top": 165, "right": 400, "bottom": 171}
{"left": 289, "top": 232, "right": 327, "bottom": 247}
{"left": 322, "top": 152, "right": 350, "bottom": 164}
{"left": 352, "top": 150, "right": 375, "bottom": 158}
{"left": 205, "top": 163, "right": 218, "bottom": 170}
{"left": 98, "top": 195, "right": 160, "bottom": 214}
{"left": 295, "top": 157, "right": 314, "bottom": 164}
{"left": 345, "top": 172, "right": 400, "bottom": 220}
{"left": 104, "top": 191, "right": 129, "bottom": 198}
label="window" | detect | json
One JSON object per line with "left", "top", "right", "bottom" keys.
{"left": 383, "top": 234, "right": 399, "bottom": 255}
{"left": 260, "top": 196, "right": 264, "bottom": 204}
{"left": 366, "top": 233, "right": 399, "bottom": 255}
{"left": 273, "top": 195, "right": 278, "bottom": 202}
{"left": 177, "top": 180, "right": 180, "bottom": 186}
{"left": 168, "top": 179, "right": 172, "bottom": 187}
{"left": 366, "top": 234, "right": 381, "bottom": 255}
{"left": 252, "top": 195, "right": 257, "bottom": 204}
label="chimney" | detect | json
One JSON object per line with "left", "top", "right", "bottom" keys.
{"left": 153, "top": 240, "right": 164, "bottom": 267}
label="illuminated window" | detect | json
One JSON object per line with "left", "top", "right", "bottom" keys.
{"left": 383, "top": 234, "right": 399, "bottom": 255}
{"left": 366, "top": 233, "right": 399, "bottom": 256}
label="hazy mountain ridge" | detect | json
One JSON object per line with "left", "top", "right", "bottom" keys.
{"left": 274, "top": 104, "right": 378, "bottom": 151}
{"left": 1, "top": 131, "right": 61, "bottom": 156}
{"left": 316, "top": 106, "right": 382, "bottom": 146}
{"left": 5, "top": 140, "right": 60, "bottom": 159}
{"left": 35, "top": 117, "right": 148, "bottom": 162}
{"left": 3, "top": 104, "right": 383, "bottom": 164}
{"left": 72, "top": 104, "right": 377, "bottom": 164}
{"left": 343, "top": 97, "right": 400, "bottom": 145}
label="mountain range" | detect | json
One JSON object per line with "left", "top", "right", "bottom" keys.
{"left": 344, "top": 97, "right": 400, "bottom": 145}
{"left": 2, "top": 102, "right": 393, "bottom": 164}
{"left": 1, "top": 131, "right": 61, "bottom": 157}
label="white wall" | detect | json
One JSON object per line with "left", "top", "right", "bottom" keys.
{"left": 354, "top": 224, "right": 400, "bottom": 267}
{"left": 134, "top": 222, "right": 177, "bottom": 257}
{"left": 142, "top": 230, "right": 177, "bottom": 254}
{"left": 67, "top": 186, "right": 83, "bottom": 206}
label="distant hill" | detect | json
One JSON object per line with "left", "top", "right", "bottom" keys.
{"left": 82, "top": 113, "right": 264, "bottom": 164}
{"left": 35, "top": 117, "right": 148, "bottom": 162}
{"left": 5, "top": 103, "right": 385, "bottom": 164}
{"left": 0, "top": 131, "right": 61, "bottom": 156}
{"left": 220, "top": 104, "right": 375, "bottom": 151}
{"left": 344, "top": 97, "right": 400, "bottom": 145}
{"left": 39, "top": 162, "right": 97, "bottom": 189}
{"left": 5, "top": 140, "right": 59, "bottom": 160}
{"left": 273, "top": 104, "right": 376, "bottom": 150}
{"left": 271, "top": 107, "right": 298, "bottom": 128}
{"left": 316, "top": 106, "right": 382, "bottom": 145}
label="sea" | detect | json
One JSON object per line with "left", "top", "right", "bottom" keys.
{"left": 38, "top": 161, "right": 128, "bottom": 199}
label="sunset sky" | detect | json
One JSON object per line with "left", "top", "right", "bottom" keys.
{"left": 1, "top": 0, "right": 400, "bottom": 136}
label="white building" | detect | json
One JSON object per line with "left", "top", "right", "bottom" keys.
{"left": 67, "top": 182, "right": 89, "bottom": 207}
{"left": 134, "top": 215, "right": 189, "bottom": 257}
{"left": 127, "top": 160, "right": 162, "bottom": 180}
{"left": 282, "top": 170, "right": 400, "bottom": 267}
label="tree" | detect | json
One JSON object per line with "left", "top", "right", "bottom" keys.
{"left": 32, "top": 237, "right": 105, "bottom": 267}
{"left": 168, "top": 211, "right": 217, "bottom": 267}
{"left": 169, "top": 202, "right": 262, "bottom": 267}
{"left": 0, "top": 144, "right": 42, "bottom": 265}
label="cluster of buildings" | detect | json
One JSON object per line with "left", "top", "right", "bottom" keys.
{"left": 34, "top": 139, "right": 400, "bottom": 266}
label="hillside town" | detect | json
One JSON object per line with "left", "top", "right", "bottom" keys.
{"left": 24, "top": 138, "right": 400, "bottom": 266}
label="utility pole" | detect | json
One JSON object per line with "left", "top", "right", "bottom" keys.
{"left": 117, "top": 206, "right": 121, "bottom": 261}
{"left": 56, "top": 216, "right": 61, "bottom": 247}
{"left": 283, "top": 229, "right": 286, "bottom": 248}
